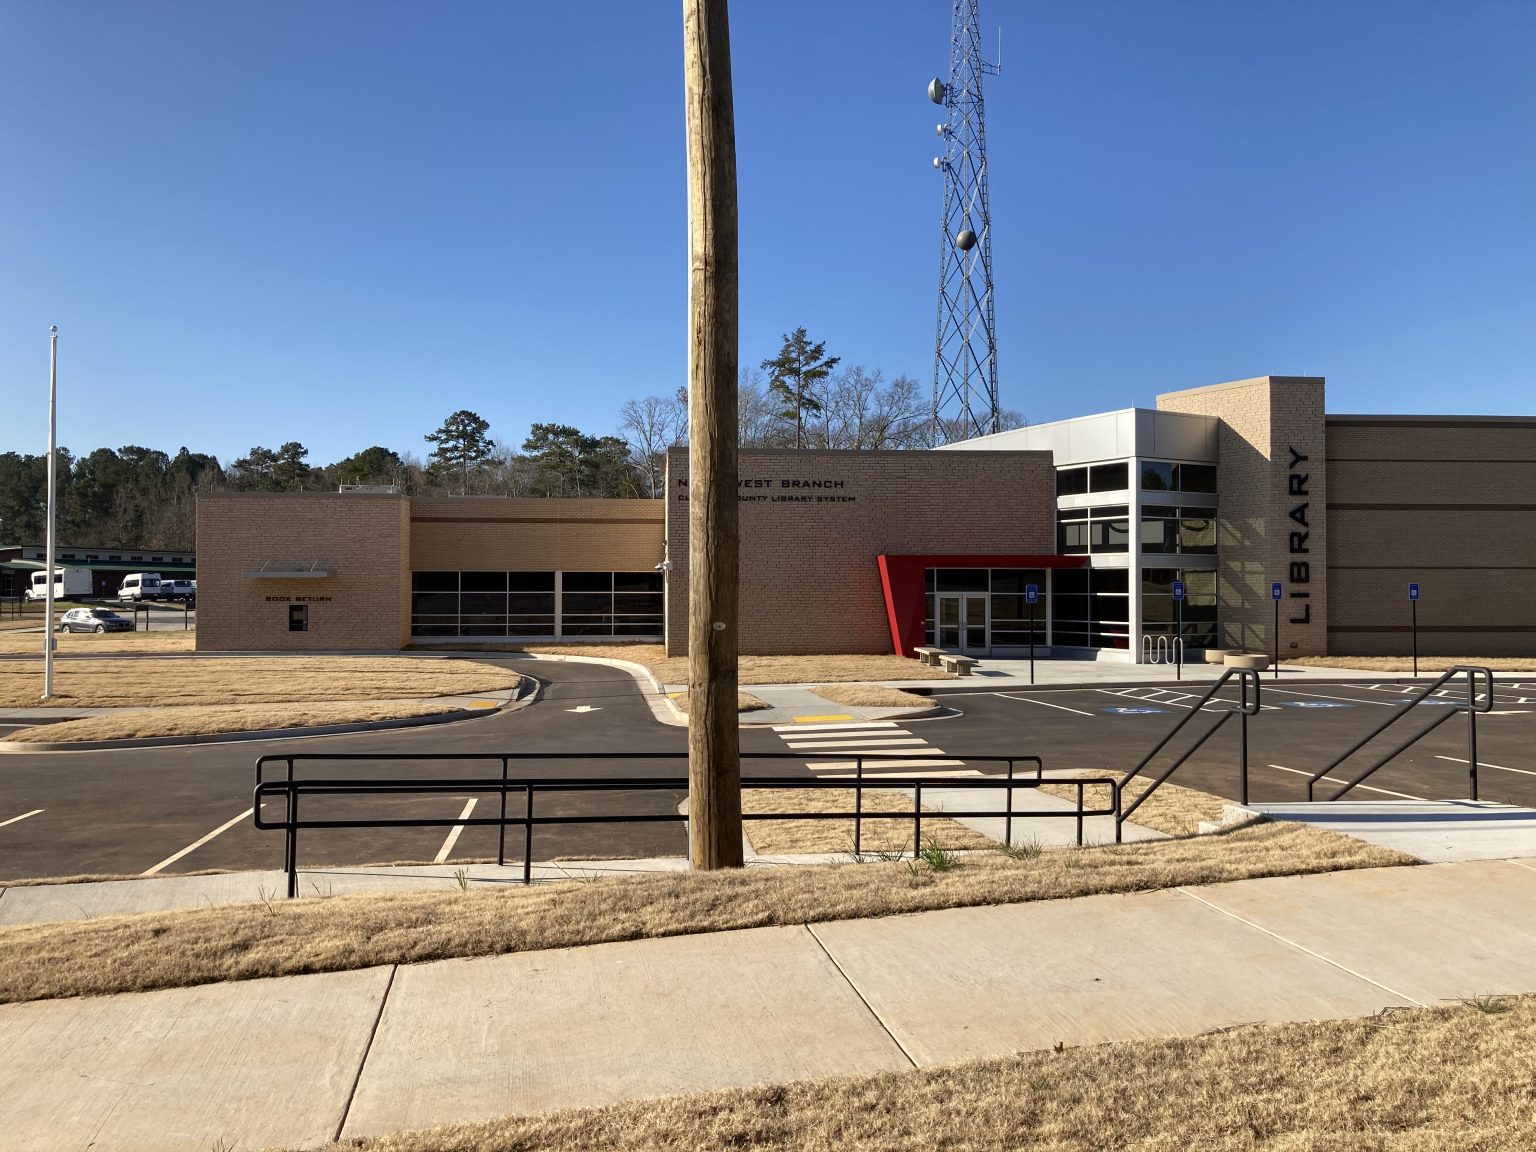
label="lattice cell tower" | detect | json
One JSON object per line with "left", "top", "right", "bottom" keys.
{"left": 928, "top": 0, "right": 1001, "bottom": 444}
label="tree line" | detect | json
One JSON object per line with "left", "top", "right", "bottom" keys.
{"left": 0, "top": 327, "right": 1022, "bottom": 549}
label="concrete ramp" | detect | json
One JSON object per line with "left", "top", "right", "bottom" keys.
{"left": 1242, "top": 799, "right": 1536, "bottom": 863}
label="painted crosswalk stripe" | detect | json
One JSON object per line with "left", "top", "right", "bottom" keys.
{"left": 783, "top": 737, "right": 927, "bottom": 750}
{"left": 771, "top": 721, "right": 901, "bottom": 733}
{"left": 0, "top": 809, "right": 44, "bottom": 830}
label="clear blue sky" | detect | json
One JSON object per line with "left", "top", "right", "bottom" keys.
{"left": 2, "top": 0, "right": 1532, "bottom": 466}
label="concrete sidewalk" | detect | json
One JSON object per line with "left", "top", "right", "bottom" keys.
{"left": 690, "top": 660, "right": 1488, "bottom": 726}
{"left": 3, "top": 858, "right": 1536, "bottom": 1150}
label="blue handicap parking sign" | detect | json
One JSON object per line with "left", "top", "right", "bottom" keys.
{"left": 1025, "top": 584, "right": 1039, "bottom": 605}
{"left": 1172, "top": 581, "right": 1185, "bottom": 601}
{"left": 1271, "top": 582, "right": 1283, "bottom": 601}
{"left": 1282, "top": 700, "right": 1350, "bottom": 709}
{"left": 1104, "top": 707, "right": 1169, "bottom": 715}
{"left": 1409, "top": 583, "right": 1420, "bottom": 601}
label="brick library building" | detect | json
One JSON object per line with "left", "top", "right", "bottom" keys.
{"left": 195, "top": 376, "right": 1536, "bottom": 662}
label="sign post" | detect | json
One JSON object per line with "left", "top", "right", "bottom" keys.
{"left": 1172, "top": 580, "right": 1185, "bottom": 682}
{"left": 1408, "top": 583, "right": 1420, "bottom": 676}
{"left": 1025, "top": 583, "right": 1039, "bottom": 686}
{"left": 1271, "top": 581, "right": 1283, "bottom": 679}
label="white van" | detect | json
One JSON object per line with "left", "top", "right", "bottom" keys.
{"left": 118, "top": 573, "right": 164, "bottom": 601}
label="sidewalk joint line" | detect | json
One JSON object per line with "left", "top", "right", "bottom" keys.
{"left": 334, "top": 963, "right": 398, "bottom": 1142}
{"left": 804, "top": 923, "right": 917, "bottom": 1069}
{"left": 1174, "top": 887, "right": 1425, "bottom": 1007}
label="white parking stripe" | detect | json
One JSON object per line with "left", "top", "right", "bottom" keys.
{"left": 434, "top": 799, "right": 478, "bottom": 863}
{"left": 143, "top": 808, "right": 255, "bottom": 875}
{"left": 1265, "top": 763, "right": 1425, "bottom": 801}
{"left": 1436, "top": 755, "right": 1536, "bottom": 780}
{"left": 771, "top": 721, "right": 900, "bottom": 733}
{"left": 0, "top": 809, "right": 43, "bottom": 829}
{"left": 996, "top": 693, "right": 1095, "bottom": 717}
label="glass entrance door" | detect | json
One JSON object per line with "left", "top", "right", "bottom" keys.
{"left": 936, "top": 593, "right": 989, "bottom": 655}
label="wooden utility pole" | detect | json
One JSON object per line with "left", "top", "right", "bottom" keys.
{"left": 683, "top": 0, "right": 743, "bottom": 868}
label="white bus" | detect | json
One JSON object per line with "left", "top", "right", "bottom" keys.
{"left": 26, "top": 567, "right": 94, "bottom": 601}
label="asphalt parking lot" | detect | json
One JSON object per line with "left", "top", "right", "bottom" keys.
{"left": 922, "top": 675, "right": 1536, "bottom": 809}
{"left": 2, "top": 661, "right": 1533, "bottom": 882}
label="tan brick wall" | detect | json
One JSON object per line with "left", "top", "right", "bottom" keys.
{"left": 1158, "top": 377, "right": 1328, "bottom": 655}
{"left": 409, "top": 498, "right": 663, "bottom": 573}
{"left": 1326, "top": 418, "right": 1536, "bottom": 656}
{"left": 664, "top": 449, "right": 1056, "bottom": 655}
{"left": 196, "top": 493, "right": 408, "bottom": 651}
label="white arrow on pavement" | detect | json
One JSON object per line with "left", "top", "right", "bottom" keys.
{"left": 566, "top": 705, "right": 602, "bottom": 713}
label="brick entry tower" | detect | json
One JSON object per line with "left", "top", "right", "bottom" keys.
{"left": 1158, "top": 377, "right": 1328, "bottom": 657}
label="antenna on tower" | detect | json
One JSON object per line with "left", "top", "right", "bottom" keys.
{"left": 928, "top": 0, "right": 1001, "bottom": 445}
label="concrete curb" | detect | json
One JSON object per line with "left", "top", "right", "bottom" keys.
{"left": 0, "top": 679, "right": 537, "bottom": 754}
{"left": 495, "top": 651, "right": 686, "bottom": 727}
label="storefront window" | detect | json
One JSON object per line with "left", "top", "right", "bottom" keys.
{"left": 1056, "top": 466, "right": 1088, "bottom": 496}
{"left": 409, "top": 571, "right": 661, "bottom": 638}
{"left": 1089, "top": 462, "right": 1128, "bottom": 492}
{"left": 1050, "top": 567, "right": 1128, "bottom": 649}
{"left": 1141, "top": 567, "right": 1217, "bottom": 648}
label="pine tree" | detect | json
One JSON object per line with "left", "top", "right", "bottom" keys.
{"left": 761, "top": 327, "right": 840, "bottom": 450}
{"left": 425, "top": 411, "right": 493, "bottom": 495}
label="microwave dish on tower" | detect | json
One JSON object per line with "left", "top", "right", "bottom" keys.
{"left": 928, "top": 0, "right": 1001, "bottom": 444}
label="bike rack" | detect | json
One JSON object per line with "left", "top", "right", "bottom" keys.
{"left": 1140, "top": 634, "right": 1183, "bottom": 666}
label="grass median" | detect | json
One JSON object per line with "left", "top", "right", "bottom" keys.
{"left": 296, "top": 996, "right": 1536, "bottom": 1152}
{"left": 810, "top": 684, "right": 934, "bottom": 709}
{"left": 0, "top": 817, "right": 1408, "bottom": 1005}
{"left": 0, "top": 655, "right": 521, "bottom": 709}
{"left": 2, "top": 700, "right": 481, "bottom": 743}
{"left": 0, "top": 625, "right": 195, "bottom": 654}
{"left": 1295, "top": 655, "right": 1536, "bottom": 672}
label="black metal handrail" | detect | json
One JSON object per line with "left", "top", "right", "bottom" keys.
{"left": 1304, "top": 665, "right": 1493, "bottom": 801}
{"left": 1116, "top": 667, "right": 1260, "bottom": 841}
{"left": 254, "top": 751, "right": 1117, "bottom": 898}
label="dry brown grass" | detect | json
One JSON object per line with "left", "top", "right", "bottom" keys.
{"left": 1038, "top": 775, "right": 1227, "bottom": 838}
{"left": 3, "top": 700, "right": 476, "bottom": 743}
{"left": 511, "top": 644, "right": 955, "bottom": 685}
{"left": 811, "top": 684, "right": 934, "bottom": 709}
{"left": 0, "top": 656, "right": 520, "bottom": 708}
{"left": 742, "top": 787, "right": 995, "bottom": 855}
{"left": 299, "top": 997, "right": 1536, "bottom": 1152}
{"left": 0, "top": 628, "right": 195, "bottom": 655}
{"left": 1296, "top": 655, "right": 1536, "bottom": 672}
{"left": 0, "top": 821, "right": 1408, "bottom": 1005}
{"left": 669, "top": 690, "right": 770, "bottom": 713}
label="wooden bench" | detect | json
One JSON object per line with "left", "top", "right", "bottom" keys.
{"left": 912, "top": 646, "right": 945, "bottom": 667}
{"left": 939, "top": 654, "right": 979, "bottom": 676}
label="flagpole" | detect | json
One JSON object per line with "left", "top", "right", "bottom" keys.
{"left": 42, "top": 325, "right": 58, "bottom": 700}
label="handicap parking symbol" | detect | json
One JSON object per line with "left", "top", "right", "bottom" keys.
{"left": 1103, "top": 707, "right": 1169, "bottom": 715}
{"left": 1281, "top": 701, "right": 1351, "bottom": 709}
